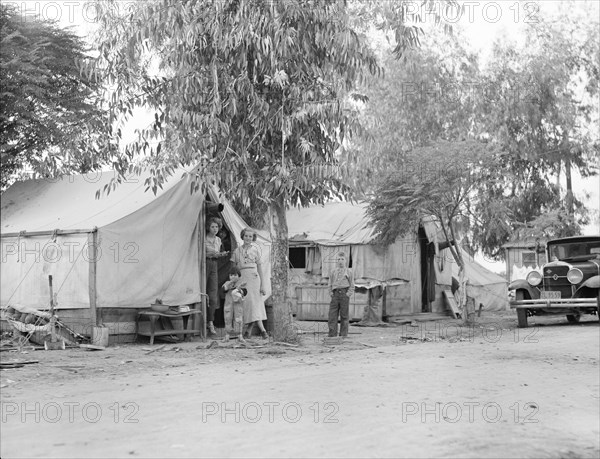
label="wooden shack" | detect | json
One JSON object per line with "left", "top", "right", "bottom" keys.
{"left": 502, "top": 238, "right": 547, "bottom": 281}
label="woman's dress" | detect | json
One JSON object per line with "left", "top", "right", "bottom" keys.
{"left": 231, "top": 243, "right": 266, "bottom": 323}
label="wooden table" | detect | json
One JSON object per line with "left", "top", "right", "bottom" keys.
{"left": 136, "top": 310, "right": 202, "bottom": 345}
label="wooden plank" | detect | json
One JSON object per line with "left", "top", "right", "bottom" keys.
{"left": 100, "top": 308, "right": 141, "bottom": 322}
{"left": 136, "top": 329, "right": 191, "bottom": 338}
{"left": 443, "top": 290, "right": 461, "bottom": 319}
{"left": 104, "top": 321, "right": 138, "bottom": 335}
{"left": 386, "top": 312, "right": 452, "bottom": 321}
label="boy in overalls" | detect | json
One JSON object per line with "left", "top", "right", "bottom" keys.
{"left": 328, "top": 252, "right": 355, "bottom": 337}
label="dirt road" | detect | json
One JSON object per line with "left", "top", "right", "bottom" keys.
{"left": 1, "top": 313, "right": 598, "bottom": 458}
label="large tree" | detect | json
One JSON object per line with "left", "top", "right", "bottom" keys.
{"left": 90, "top": 0, "right": 456, "bottom": 339}
{"left": 359, "top": 1, "right": 599, "bottom": 263}
{"left": 351, "top": 25, "right": 492, "bottom": 320}
{"left": 470, "top": 1, "right": 599, "bottom": 255}
{"left": 0, "top": 4, "right": 111, "bottom": 189}
{"left": 367, "top": 140, "right": 497, "bottom": 322}
{"left": 351, "top": 25, "right": 481, "bottom": 187}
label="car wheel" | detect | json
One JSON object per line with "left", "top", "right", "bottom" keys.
{"left": 515, "top": 291, "right": 528, "bottom": 328}
{"left": 566, "top": 314, "right": 581, "bottom": 323}
{"left": 516, "top": 309, "right": 528, "bottom": 328}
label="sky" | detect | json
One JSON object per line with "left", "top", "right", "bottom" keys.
{"left": 7, "top": 0, "right": 599, "bottom": 273}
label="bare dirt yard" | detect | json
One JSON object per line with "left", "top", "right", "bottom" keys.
{"left": 1, "top": 311, "right": 598, "bottom": 459}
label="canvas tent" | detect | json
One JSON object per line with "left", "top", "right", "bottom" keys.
{"left": 286, "top": 202, "right": 507, "bottom": 320}
{"left": 1, "top": 168, "right": 271, "bottom": 339}
{"left": 449, "top": 248, "right": 509, "bottom": 312}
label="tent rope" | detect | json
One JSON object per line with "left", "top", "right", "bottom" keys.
{"left": 5, "top": 235, "right": 86, "bottom": 305}
{"left": 4, "top": 254, "right": 38, "bottom": 305}
{"left": 5, "top": 233, "right": 57, "bottom": 305}
{"left": 55, "top": 242, "right": 86, "bottom": 295}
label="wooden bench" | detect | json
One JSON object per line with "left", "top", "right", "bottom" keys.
{"left": 136, "top": 310, "right": 202, "bottom": 345}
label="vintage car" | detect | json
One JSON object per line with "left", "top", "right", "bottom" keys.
{"left": 509, "top": 235, "right": 600, "bottom": 327}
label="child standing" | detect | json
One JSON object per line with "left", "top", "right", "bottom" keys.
{"left": 222, "top": 268, "right": 247, "bottom": 342}
{"left": 328, "top": 252, "right": 355, "bottom": 338}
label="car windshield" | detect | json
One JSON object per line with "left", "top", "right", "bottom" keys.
{"left": 548, "top": 240, "right": 600, "bottom": 261}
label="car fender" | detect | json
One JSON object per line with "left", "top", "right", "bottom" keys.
{"left": 508, "top": 279, "right": 540, "bottom": 300}
{"left": 580, "top": 275, "right": 600, "bottom": 289}
{"left": 573, "top": 275, "right": 600, "bottom": 298}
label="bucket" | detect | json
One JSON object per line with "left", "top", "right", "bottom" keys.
{"left": 91, "top": 326, "right": 109, "bottom": 347}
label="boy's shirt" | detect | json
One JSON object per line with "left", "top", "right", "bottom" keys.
{"left": 329, "top": 267, "right": 355, "bottom": 296}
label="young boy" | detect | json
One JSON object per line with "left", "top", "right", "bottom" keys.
{"left": 222, "top": 268, "right": 247, "bottom": 342}
{"left": 328, "top": 252, "right": 355, "bottom": 338}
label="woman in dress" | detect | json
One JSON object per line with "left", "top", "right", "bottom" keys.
{"left": 205, "top": 217, "right": 228, "bottom": 336}
{"left": 230, "top": 227, "right": 268, "bottom": 339}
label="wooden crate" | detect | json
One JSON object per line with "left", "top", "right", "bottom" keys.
{"left": 384, "top": 282, "right": 413, "bottom": 317}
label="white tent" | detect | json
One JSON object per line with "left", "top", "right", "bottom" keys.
{"left": 1, "top": 168, "right": 271, "bottom": 334}
{"left": 449, "top": 248, "right": 509, "bottom": 312}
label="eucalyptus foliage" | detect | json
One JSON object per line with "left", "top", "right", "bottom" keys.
{"left": 0, "top": 4, "right": 110, "bottom": 189}
{"left": 472, "top": 2, "right": 599, "bottom": 253}
{"left": 92, "top": 0, "right": 383, "bottom": 201}
{"left": 361, "top": 1, "right": 598, "bottom": 261}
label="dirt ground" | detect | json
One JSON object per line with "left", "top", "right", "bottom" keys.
{"left": 1, "top": 311, "right": 598, "bottom": 459}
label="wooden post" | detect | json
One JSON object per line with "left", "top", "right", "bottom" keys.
{"left": 88, "top": 228, "right": 98, "bottom": 327}
{"left": 45, "top": 275, "right": 65, "bottom": 350}
{"left": 197, "top": 207, "right": 206, "bottom": 340}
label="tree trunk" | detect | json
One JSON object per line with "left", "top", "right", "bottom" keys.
{"left": 565, "top": 159, "right": 574, "bottom": 217}
{"left": 268, "top": 194, "right": 292, "bottom": 341}
{"left": 441, "top": 218, "right": 472, "bottom": 324}
{"left": 562, "top": 132, "right": 574, "bottom": 218}
{"left": 457, "top": 266, "right": 472, "bottom": 324}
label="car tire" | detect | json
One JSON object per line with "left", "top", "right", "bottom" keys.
{"left": 515, "top": 291, "right": 528, "bottom": 328}
{"left": 566, "top": 314, "right": 581, "bottom": 323}
{"left": 516, "top": 309, "right": 528, "bottom": 328}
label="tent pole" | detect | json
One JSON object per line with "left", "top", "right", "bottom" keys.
{"left": 198, "top": 206, "right": 206, "bottom": 340}
{"left": 88, "top": 228, "right": 98, "bottom": 327}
